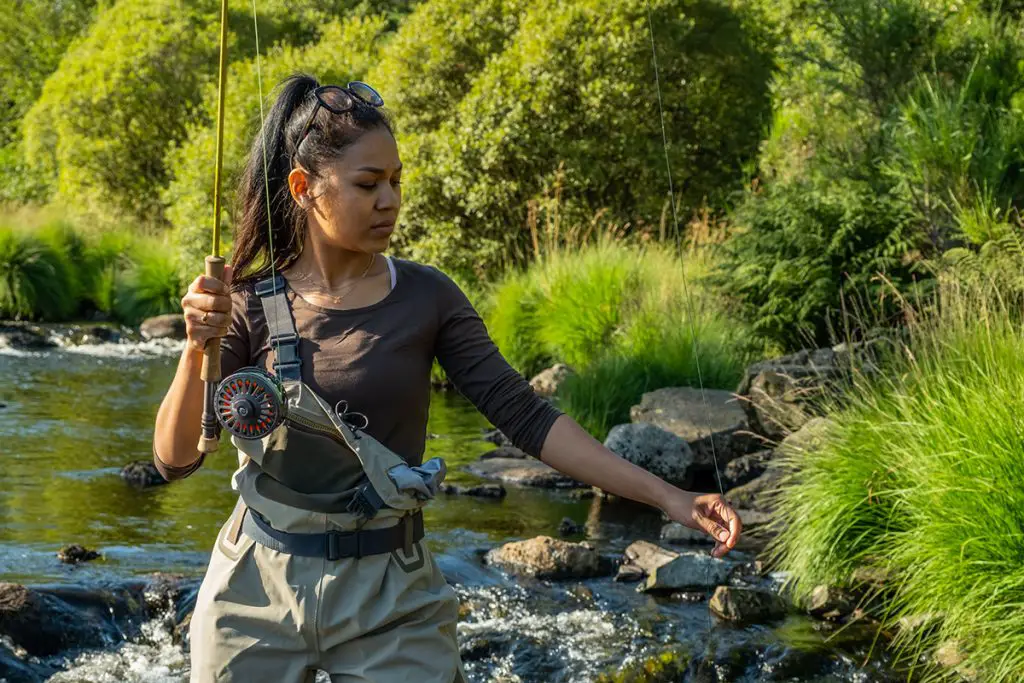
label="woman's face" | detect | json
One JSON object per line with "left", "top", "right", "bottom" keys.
{"left": 290, "top": 126, "right": 402, "bottom": 254}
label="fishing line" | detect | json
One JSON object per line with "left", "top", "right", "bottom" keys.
{"left": 644, "top": 0, "right": 728, "bottom": 670}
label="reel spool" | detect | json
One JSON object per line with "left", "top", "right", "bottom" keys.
{"left": 215, "top": 367, "right": 286, "bottom": 439}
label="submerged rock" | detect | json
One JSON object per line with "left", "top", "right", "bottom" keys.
{"left": 440, "top": 483, "right": 507, "bottom": 499}
{"left": 594, "top": 647, "right": 689, "bottom": 682}
{"left": 485, "top": 536, "right": 611, "bottom": 580}
{"left": 466, "top": 456, "right": 585, "bottom": 488}
{"left": 120, "top": 460, "right": 168, "bottom": 488}
{"left": 57, "top": 544, "right": 100, "bottom": 565}
{"left": 0, "top": 324, "right": 56, "bottom": 351}
{"left": 603, "top": 423, "right": 694, "bottom": 489}
{"left": 709, "top": 586, "right": 787, "bottom": 624}
{"left": 558, "top": 517, "right": 584, "bottom": 537}
{"left": 0, "top": 583, "right": 113, "bottom": 657}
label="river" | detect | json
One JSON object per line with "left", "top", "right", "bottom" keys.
{"left": 0, "top": 337, "right": 899, "bottom": 682}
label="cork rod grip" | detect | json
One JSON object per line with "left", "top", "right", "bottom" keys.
{"left": 197, "top": 255, "right": 226, "bottom": 454}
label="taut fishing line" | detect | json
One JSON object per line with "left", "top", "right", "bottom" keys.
{"left": 644, "top": 0, "right": 728, "bottom": 673}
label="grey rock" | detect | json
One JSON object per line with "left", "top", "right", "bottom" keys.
{"left": 776, "top": 417, "right": 833, "bottom": 457}
{"left": 481, "top": 428, "right": 513, "bottom": 447}
{"left": 557, "top": 517, "right": 584, "bottom": 537}
{"left": 440, "top": 483, "right": 507, "bottom": 499}
{"left": 529, "top": 363, "right": 574, "bottom": 398}
{"left": 614, "top": 564, "right": 646, "bottom": 583}
{"left": 934, "top": 640, "right": 979, "bottom": 682}
{"left": 642, "top": 551, "right": 733, "bottom": 592}
{"left": 630, "top": 387, "right": 745, "bottom": 440}
{"left": 57, "top": 544, "right": 100, "bottom": 565}
{"left": 630, "top": 387, "right": 760, "bottom": 469}
{"left": 745, "top": 369, "right": 813, "bottom": 440}
{"left": 660, "top": 522, "right": 712, "bottom": 546}
{"left": 724, "top": 467, "right": 783, "bottom": 511}
{"left": 478, "top": 446, "right": 527, "bottom": 460}
{"left": 139, "top": 314, "right": 186, "bottom": 341}
{"left": 851, "top": 565, "right": 893, "bottom": 589}
{"left": 604, "top": 423, "right": 694, "bottom": 489}
{"left": 721, "top": 449, "right": 773, "bottom": 489}
{"left": 465, "top": 457, "right": 585, "bottom": 489}
{"left": 623, "top": 540, "right": 680, "bottom": 575}
{"left": 0, "top": 583, "right": 112, "bottom": 656}
{"left": 121, "top": 460, "right": 168, "bottom": 488}
{"left": 709, "top": 586, "right": 787, "bottom": 624}
{"left": 807, "top": 584, "right": 857, "bottom": 621}
{"left": 484, "top": 536, "right": 611, "bottom": 580}
{"left": 0, "top": 324, "right": 56, "bottom": 350}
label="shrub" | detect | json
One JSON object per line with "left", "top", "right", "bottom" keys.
{"left": 0, "top": 227, "right": 75, "bottom": 321}
{"left": 714, "top": 178, "right": 920, "bottom": 350}
{"left": 163, "top": 14, "right": 390, "bottom": 271}
{"left": 768, "top": 275, "right": 1024, "bottom": 681}
{"left": 113, "top": 237, "right": 187, "bottom": 324}
{"left": 387, "top": 0, "right": 774, "bottom": 276}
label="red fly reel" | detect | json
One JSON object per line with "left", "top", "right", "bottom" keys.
{"left": 215, "top": 367, "right": 286, "bottom": 439}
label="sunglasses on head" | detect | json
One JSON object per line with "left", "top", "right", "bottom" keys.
{"left": 294, "top": 81, "right": 385, "bottom": 153}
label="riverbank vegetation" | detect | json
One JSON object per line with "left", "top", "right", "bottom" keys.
{"left": 769, "top": 269, "right": 1024, "bottom": 681}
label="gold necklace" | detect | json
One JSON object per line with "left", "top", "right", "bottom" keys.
{"left": 286, "top": 253, "right": 376, "bottom": 304}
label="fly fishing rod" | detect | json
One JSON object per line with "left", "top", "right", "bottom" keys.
{"left": 197, "top": 0, "right": 232, "bottom": 454}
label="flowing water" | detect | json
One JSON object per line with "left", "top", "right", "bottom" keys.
{"left": 0, "top": 335, "right": 899, "bottom": 682}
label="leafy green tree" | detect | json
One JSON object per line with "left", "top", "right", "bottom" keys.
{"left": 163, "top": 14, "right": 391, "bottom": 270}
{"left": 378, "top": 0, "right": 774, "bottom": 278}
{"left": 19, "top": 0, "right": 406, "bottom": 226}
{"left": 20, "top": 0, "right": 220, "bottom": 224}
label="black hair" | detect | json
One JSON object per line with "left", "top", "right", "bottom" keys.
{"left": 230, "top": 73, "right": 395, "bottom": 289}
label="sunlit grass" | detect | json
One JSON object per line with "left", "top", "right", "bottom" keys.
{"left": 768, "top": 277, "right": 1024, "bottom": 681}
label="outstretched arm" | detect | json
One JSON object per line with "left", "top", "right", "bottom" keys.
{"left": 539, "top": 414, "right": 741, "bottom": 558}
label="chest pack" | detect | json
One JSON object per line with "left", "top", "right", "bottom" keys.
{"left": 212, "top": 273, "right": 447, "bottom": 521}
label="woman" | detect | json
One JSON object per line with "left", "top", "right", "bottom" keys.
{"left": 153, "top": 73, "right": 741, "bottom": 683}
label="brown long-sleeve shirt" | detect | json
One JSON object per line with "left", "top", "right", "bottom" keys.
{"left": 154, "top": 257, "right": 563, "bottom": 488}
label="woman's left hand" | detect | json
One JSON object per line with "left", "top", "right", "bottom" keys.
{"left": 665, "top": 492, "right": 742, "bottom": 559}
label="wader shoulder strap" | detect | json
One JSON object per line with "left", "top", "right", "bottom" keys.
{"left": 254, "top": 274, "right": 301, "bottom": 382}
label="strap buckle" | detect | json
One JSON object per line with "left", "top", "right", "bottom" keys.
{"left": 326, "top": 531, "right": 359, "bottom": 561}
{"left": 346, "top": 484, "right": 385, "bottom": 519}
{"left": 254, "top": 274, "right": 286, "bottom": 297}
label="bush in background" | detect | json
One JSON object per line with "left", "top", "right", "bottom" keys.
{"left": 484, "top": 233, "right": 756, "bottom": 438}
{"left": 383, "top": 0, "right": 774, "bottom": 279}
{"left": 768, "top": 269, "right": 1024, "bottom": 682}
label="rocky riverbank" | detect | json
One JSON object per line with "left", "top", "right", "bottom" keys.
{"left": 1, "top": 328, "right": 946, "bottom": 681}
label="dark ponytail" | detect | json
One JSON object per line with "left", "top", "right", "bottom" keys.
{"left": 230, "top": 72, "right": 395, "bottom": 289}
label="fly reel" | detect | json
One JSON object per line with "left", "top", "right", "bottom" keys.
{"left": 215, "top": 367, "right": 286, "bottom": 439}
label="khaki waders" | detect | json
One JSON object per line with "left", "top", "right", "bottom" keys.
{"left": 189, "top": 274, "right": 467, "bottom": 683}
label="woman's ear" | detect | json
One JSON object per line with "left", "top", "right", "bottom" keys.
{"left": 288, "top": 167, "right": 310, "bottom": 207}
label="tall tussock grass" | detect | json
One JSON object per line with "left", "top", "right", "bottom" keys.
{"left": 768, "top": 274, "right": 1024, "bottom": 681}
{"left": 0, "top": 215, "right": 184, "bottom": 324}
{"left": 484, "top": 210, "right": 757, "bottom": 438}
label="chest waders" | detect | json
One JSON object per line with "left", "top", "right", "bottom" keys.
{"left": 189, "top": 274, "right": 468, "bottom": 683}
